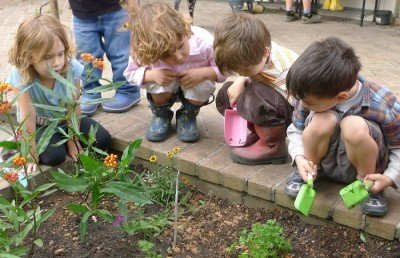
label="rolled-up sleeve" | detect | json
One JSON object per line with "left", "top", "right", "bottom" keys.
{"left": 124, "top": 57, "right": 147, "bottom": 88}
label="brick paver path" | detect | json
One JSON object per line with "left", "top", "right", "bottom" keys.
{"left": 1, "top": 0, "right": 400, "bottom": 241}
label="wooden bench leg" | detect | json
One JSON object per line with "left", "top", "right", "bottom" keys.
{"left": 360, "top": 0, "right": 366, "bottom": 26}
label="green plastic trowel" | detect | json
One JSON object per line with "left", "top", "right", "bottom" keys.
{"left": 339, "top": 180, "right": 373, "bottom": 209}
{"left": 294, "top": 173, "right": 316, "bottom": 216}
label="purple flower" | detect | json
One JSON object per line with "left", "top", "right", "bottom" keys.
{"left": 112, "top": 215, "right": 126, "bottom": 227}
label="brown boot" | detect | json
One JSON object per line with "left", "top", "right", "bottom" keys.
{"left": 231, "top": 122, "right": 288, "bottom": 165}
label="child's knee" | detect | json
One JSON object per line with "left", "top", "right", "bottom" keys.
{"left": 340, "top": 116, "right": 370, "bottom": 143}
{"left": 40, "top": 149, "right": 66, "bottom": 166}
{"left": 304, "top": 112, "right": 338, "bottom": 138}
{"left": 95, "top": 129, "right": 112, "bottom": 150}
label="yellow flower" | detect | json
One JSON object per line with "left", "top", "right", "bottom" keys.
{"left": 182, "top": 177, "right": 189, "bottom": 185}
{"left": 166, "top": 152, "right": 174, "bottom": 158}
{"left": 104, "top": 154, "right": 118, "bottom": 169}
{"left": 3, "top": 171, "right": 18, "bottom": 183}
{"left": 172, "top": 147, "right": 181, "bottom": 154}
{"left": 12, "top": 155, "right": 26, "bottom": 167}
{"left": 92, "top": 58, "right": 105, "bottom": 71}
{"left": 0, "top": 82, "right": 13, "bottom": 93}
{"left": 80, "top": 53, "right": 94, "bottom": 62}
{"left": 0, "top": 101, "right": 12, "bottom": 113}
{"left": 149, "top": 155, "right": 157, "bottom": 163}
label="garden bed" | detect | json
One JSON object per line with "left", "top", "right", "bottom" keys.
{"left": 30, "top": 186, "right": 400, "bottom": 257}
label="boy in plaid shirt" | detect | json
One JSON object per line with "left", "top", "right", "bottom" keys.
{"left": 214, "top": 13, "right": 298, "bottom": 165}
{"left": 285, "top": 37, "right": 400, "bottom": 217}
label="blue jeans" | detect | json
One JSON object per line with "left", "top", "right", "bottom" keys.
{"left": 73, "top": 9, "right": 140, "bottom": 100}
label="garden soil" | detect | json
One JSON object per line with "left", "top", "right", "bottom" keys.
{"left": 31, "top": 188, "right": 400, "bottom": 257}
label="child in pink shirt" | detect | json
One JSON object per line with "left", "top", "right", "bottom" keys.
{"left": 124, "top": 3, "right": 225, "bottom": 142}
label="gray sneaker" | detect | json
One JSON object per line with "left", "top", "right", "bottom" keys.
{"left": 361, "top": 191, "right": 387, "bottom": 217}
{"left": 302, "top": 14, "right": 322, "bottom": 24}
{"left": 284, "top": 169, "right": 304, "bottom": 198}
{"left": 285, "top": 11, "right": 298, "bottom": 22}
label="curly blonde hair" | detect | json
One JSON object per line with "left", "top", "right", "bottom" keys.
{"left": 127, "top": 3, "right": 192, "bottom": 66}
{"left": 8, "top": 14, "right": 74, "bottom": 83}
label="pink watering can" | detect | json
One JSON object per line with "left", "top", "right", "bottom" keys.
{"left": 224, "top": 107, "right": 248, "bottom": 147}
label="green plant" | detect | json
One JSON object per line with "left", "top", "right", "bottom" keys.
{"left": 120, "top": 208, "right": 172, "bottom": 238}
{"left": 51, "top": 139, "right": 153, "bottom": 239}
{"left": 227, "top": 220, "right": 292, "bottom": 258}
{"left": 138, "top": 240, "right": 162, "bottom": 258}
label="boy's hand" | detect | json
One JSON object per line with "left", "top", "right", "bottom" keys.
{"left": 364, "top": 173, "right": 393, "bottom": 193}
{"left": 227, "top": 77, "right": 247, "bottom": 107}
{"left": 294, "top": 155, "right": 318, "bottom": 182}
{"left": 177, "top": 68, "right": 208, "bottom": 89}
{"left": 67, "top": 139, "right": 83, "bottom": 162}
{"left": 147, "top": 69, "right": 177, "bottom": 86}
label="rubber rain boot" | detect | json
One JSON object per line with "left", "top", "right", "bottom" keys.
{"left": 231, "top": 122, "right": 288, "bottom": 165}
{"left": 322, "top": 0, "right": 330, "bottom": 10}
{"left": 329, "top": 0, "right": 343, "bottom": 11}
{"left": 176, "top": 98, "right": 202, "bottom": 142}
{"left": 146, "top": 94, "right": 176, "bottom": 142}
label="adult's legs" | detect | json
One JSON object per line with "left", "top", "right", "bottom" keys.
{"left": 102, "top": 9, "right": 141, "bottom": 112}
{"left": 73, "top": 15, "right": 104, "bottom": 116}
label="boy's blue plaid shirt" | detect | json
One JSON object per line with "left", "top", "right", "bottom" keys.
{"left": 292, "top": 76, "right": 400, "bottom": 149}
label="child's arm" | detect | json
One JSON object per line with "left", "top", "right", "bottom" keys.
{"left": 124, "top": 56, "right": 177, "bottom": 87}
{"left": 144, "top": 69, "right": 178, "bottom": 86}
{"left": 177, "top": 67, "right": 217, "bottom": 89}
{"left": 227, "top": 76, "right": 248, "bottom": 107}
{"left": 14, "top": 88, "right": 38, "bottom": 172}
{"left": 366, "top": 149, "right": 400, "bottom": 193}
{"left": 287, "top": 123, "right": 317, "bottom": 182}
{"left": 66, "top": 80, "right": 83, "bottom": 162}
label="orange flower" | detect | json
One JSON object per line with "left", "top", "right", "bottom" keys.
{"left": 166, "top": 152, "right": 174, "bottom": 158}
{"left": 3, "top": 171, "right": 19, "bottom": 183}
{"left": 104, "top": 154, "right": 118, "bottom": 169}
{"left": 0, "top": 82, "right": 13, "bottom": 93}
{"left": 0, "top": 101, "right": 12, "bottom": 113}
{"left": 80, "top": 53, "right": 94, "bottom": 62}
{"left": 12, "top": 155, "right": 26, "bottom": 167}
{"left": 172, "top": 147, "right": 181, "bottom": 154}
{"left": 92, "top": 58, "right": 105, "bottom": 71}
{"left": 149, "top": 155, "right": 157, "bottom": 163}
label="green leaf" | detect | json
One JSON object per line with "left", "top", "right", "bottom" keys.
{"left": 0, "top": 141, "right": 18, "bottom": 150}
{"left": 50, "top": 169, "right": 90, "bottom": 192}
{"left": 32, "top": 103, "right": 67, "bottom": 112}
{"left": 78, "top": 154, "right": 103, "bottom": 174}
{"left": 91, "top": 183, "right": 101, "bottom": 207}
{"left": 80, "top": 210, "right": 94, "bottom": 239}
{"left": 78, "top": 98, "right": 112, "bottom": 105}
{"left": 120, "top": 139, "right": 142, "bottom": 170}
{"left": 48, "top": 67, "right": 76, "bottom": 98}
{"left": 34, "top": 183, "right": 56, "bottom": 194}
{"left": 70, "top": 112, "right": 80, "bottom": 136}
{"left": 96, "top": 209, "right": 114, "bottom": 222}
{"left": 85, "top": 82, "right": 123, "bottom": 94}
{"left": 67, "top": 203, "right": 89, "bottom": 214}
{"left": 360, "top": 232, "right": 366, "bottom": 243}
{"left": 40, "top": 208, "right": 56, "bottom": 223}
{"left": 34, "top": 239, "right": 43, "bottom": 247}
{"left": 102, "top": 181, "right": 152, "bottom": 204}
{"left": 91, "top": 147, "right": 108, "bottom": 156}
{"left": 51, "top": 138, "right": 69, "bottom": 147}
{"left": 0, "top": 253, "right": 25, "bottom": 258}
{"left": 36, "top": 121, "right": 58, "bottom": 155}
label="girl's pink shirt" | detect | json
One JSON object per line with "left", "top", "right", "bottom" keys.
{"left": 124, "top": 26, "right": 226, "bottom": 88}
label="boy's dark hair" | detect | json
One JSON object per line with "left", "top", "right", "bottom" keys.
{"left": 286, "top": 37, "right": 362, "bottom": 99}
{"left": 213, "top": 13, "right": 271, "bottom": 75}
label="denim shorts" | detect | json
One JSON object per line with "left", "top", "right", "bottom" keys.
{"left": 305, "top": 110, "right": 388, "bottom": 183}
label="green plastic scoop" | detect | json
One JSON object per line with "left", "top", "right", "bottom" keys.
{"left": 340, "top": 180, "right": 373, "bottom": 209}
{"left": 294, "top": 173, "right": 316, "bottom": 216}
